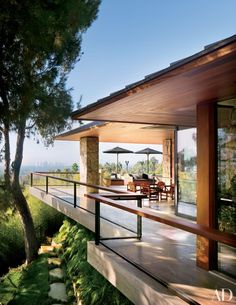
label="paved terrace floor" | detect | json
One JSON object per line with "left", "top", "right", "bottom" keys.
{"left": 33, "top": 185, "right": 236, "bottom": 304}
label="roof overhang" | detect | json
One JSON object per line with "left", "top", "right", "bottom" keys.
{"left": 55, "top": 121, "right": 174, "bottom": 144}
{"left": 71, "top": 35, "right": 236, "bottom": 127}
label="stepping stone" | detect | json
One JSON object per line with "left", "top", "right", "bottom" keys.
{"left": 49, "top": 268, "right": 65, "bottom": 279}
{"left": 47, "top": 251, "right": 58, "bottom": 258}
{"left": 48, "top": 257, "right": 62, "bottom": 266}
{"left": 49, "top": 283, "right": 68, "bottom": 302}
{"left": 51, "top": 240, "right": 62, "bottom": 249}
{"left": 39, "top": 245, "right": 54, "bottom": 254}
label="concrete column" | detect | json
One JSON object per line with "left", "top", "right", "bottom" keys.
{"left": 80, "top": 137, "right": 99, "bottom": 212}
{"left": 162, "top": 139, "right": 173, "bottom": 184}
{"left": 196, "top": 102, "right": 217, "bottom": 270}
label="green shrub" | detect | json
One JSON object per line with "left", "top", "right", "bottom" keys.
{"left": 0, "top": 214, "right": 25, "bottom": 275}
{"left": 56, "top": 219, "right": 133, "bottom": 305}
{"left": 26, "top": 191, "right": 64, "bottom": 243}
{"left": 0, "top": 190, "right": 64, "bottom": 275}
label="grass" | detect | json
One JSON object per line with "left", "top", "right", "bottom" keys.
{"left": 56, "top": 219, "right": 133, "bottom": 305}
{"left": 0, "top": 255, "right": 50, "bottom": 305}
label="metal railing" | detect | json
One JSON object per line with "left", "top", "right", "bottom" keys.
{"left": 30, "top": 172, "right": 146, "bottom": 237}
{"left": 85, "top": 193, "right": 236, "bottom": 248}
{"left": 30, "top": 171, "right": 236, "bottom": 248}
{"left": 85, "top": 192, "right": 236, "bottom": 305}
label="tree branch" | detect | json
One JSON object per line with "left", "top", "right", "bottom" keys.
{"left": 26, "top": 122, "right": 36, "bottom": 130}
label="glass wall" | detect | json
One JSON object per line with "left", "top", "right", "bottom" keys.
{"left": 176, "top": 128, "right": 197, "bottom": 218}
{"left": 217, "top": 100, "right": 236, "bottom": 278}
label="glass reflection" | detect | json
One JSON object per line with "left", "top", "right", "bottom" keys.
{"left": 217, "top": 100, "right": 236, "bottom": 278}
{"left": 177, "top": 128, "right": 197, "bottom": 218}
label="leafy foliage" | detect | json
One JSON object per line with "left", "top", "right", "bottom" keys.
{"left": 101, "top": 158, "right": 162, "bottom": 177}
{"left": 56, "top": 219, "right": 133, "bottom": 305}
{"left": 0, "top": 0, "right": 100, "bottom": 262}
{"left": 0, "top": 190, "right": 64, "bottom": 276}
{"left": 101, "top": 162, "right": 121, "bottom": 174}
{"left": 0, "top": 0, "right": 100, "bottom": 143}
{"left": 71, "top": 163, "right": 79, "bottom": 173}
{"left": 0, "top": 255, "right": 50, "bottom": 305}
{"left": 0, "top": 266, "right": 23, "bottom": 304}
{"left": 131, "top": 157, "right": 162, "bottom": 175}
{"left": 218, "top": 205, "right": 236, "bottom": 234}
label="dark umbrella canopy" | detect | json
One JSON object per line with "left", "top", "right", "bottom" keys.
{"left": 135, "top": 147, "right": 162, "bottom": 173}
{"left": 103, "top": 146, "right": 133, "bottom": 173}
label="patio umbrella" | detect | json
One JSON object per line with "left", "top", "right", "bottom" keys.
{"left": 135, "top": 147, "right": 162, "bottom": 173}
{"left": 103, "top": 146, "right": 133, "bottom": 173}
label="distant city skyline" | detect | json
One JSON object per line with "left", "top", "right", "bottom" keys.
{"left": 9, "top": 0, "right": 236, "bottom": 166}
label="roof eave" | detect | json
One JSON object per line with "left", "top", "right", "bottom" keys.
{"left": 71, "top": 34, "right": 236, "bottom": 120}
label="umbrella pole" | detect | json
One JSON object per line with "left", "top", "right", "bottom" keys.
{"left": 116, "top": 153, "right": 119, "bottom": 174}
{"left": 147, "top": 154, "right": 149, "bottom": 174}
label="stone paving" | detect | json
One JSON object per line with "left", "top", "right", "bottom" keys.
{"left": 39, "top": 244, "right": 68, "bottom": 304}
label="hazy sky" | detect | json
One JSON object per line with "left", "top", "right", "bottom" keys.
{"left": 18, "top": 0, "right": 236, "bottom": 166}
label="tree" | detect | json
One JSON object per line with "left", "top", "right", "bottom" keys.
{"left": 0, "top": 0, "right": 100, "bottom": 263}
{"left": 71, "top": 163, "right": 79, "bottom": 173}
{"left": 102, "top": 162, "right": 121, "bottom": 174}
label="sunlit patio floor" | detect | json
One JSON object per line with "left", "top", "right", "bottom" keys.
{"left": 33, "top": 185, "right": 236, "bottom": 304}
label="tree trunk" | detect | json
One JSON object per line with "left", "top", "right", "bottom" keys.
{"left": 12, "top": 184, "right": 38, "bottom": 263}
{"left": 3, "top": 124, "right": 11, "bottom": 189}
{"left": 0, "top": 74, "right": 11, "bottom": 189}
{"left": 12, "top": 119, "right": 38, "bottom": 263}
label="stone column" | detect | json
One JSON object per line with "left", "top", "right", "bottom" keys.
{"left": 162, "top": 139, "right": 173, "bottom": 184}
{"left": 80, "top": 137, "right": 99, "bottom": 212}
{"left": 196, "top": 102, "right": 217, "bottom": 270}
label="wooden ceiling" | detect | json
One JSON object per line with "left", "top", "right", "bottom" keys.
{"left": 72, "top": 36, "right": 236, "bottom": 127}
{"left": 55, "top": 122, "right": 174, "bottom": 144}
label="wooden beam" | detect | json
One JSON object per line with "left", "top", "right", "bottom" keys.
{"left": 196, "top": 102, "right": 217, "bottom": 270}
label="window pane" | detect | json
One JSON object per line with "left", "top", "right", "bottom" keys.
{"left": 217, "top": 100, "right": 236, "bottom": 278}
{"left": 177, "top": 128, "right": 197, "bottom": 218}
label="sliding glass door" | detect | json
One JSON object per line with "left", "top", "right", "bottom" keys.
{"left": 217, "top": 100, "right": 236, "bottom": 278}
{"left": 176, "top": 128, "right": 197, "bottom": 218}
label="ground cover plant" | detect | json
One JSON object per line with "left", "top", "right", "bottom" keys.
{"left": 0, "top": 254, "right": 50, "bottom": 305}
{"left": 56, "top": 219, "right": 133, "bottom": 305}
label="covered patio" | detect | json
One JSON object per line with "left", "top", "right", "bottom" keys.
{"left": 30, "top": 35, "right": 236, "bottom": 304}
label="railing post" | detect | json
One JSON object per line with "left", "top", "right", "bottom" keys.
{"left": 74, "top": 183, "right": 77, "bottom": 208}
{"left": 30, "top": 173, "right": 33, "bottom": 187}
{"left": 137, "top": 198, "right": 142, "bottom": 239}
{"left": 46, "top": 176, "right": 48, "bottom": 194}
{"left": 95, "top": 200, "right": 100, "bottom": 245}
